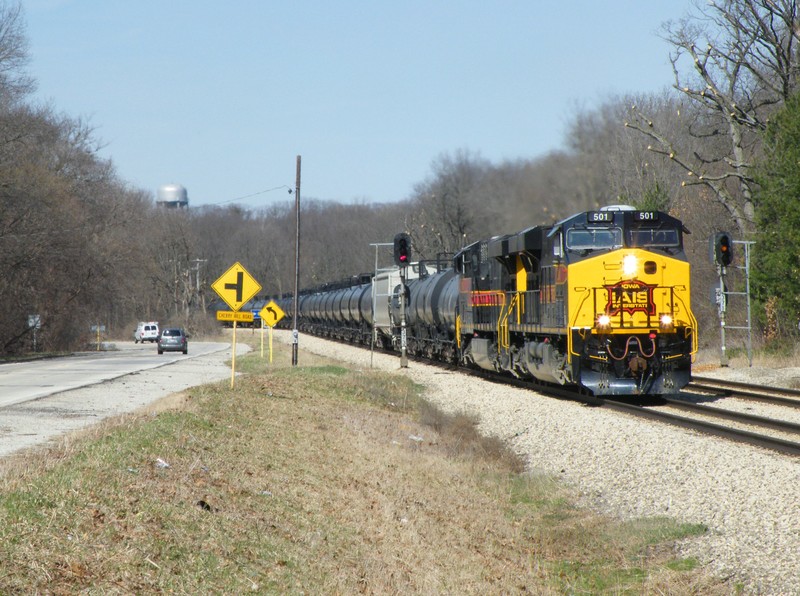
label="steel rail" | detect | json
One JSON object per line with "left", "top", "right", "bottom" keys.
{"left": 692, "top": 375, "right": 800, "bottom": 397}
{"left": 662, "top": 398, "right": 800, "bottom": 435}
{"left": 600, "top": 399, "right": 800, "bottom": 457}
{"left": 688, "top": 376, "right": 800, "bottom": 408}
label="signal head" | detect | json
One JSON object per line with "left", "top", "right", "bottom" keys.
{"left": 393, "top": 233, "right": 412, "bottom": 267}
{"left": 714, "top": 232, "right": 733, "bottom": 266}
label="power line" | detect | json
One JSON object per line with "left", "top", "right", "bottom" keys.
{"left": 211, "top": 185, "right": 293, "bottom": 206}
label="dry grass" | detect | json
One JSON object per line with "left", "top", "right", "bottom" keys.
{"left": 0, "top": 340, "right": 734, "bottom": 594}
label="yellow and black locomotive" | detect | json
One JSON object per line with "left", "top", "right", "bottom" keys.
{"left": 456, "top": 205, "right": 696, "bottom": 395}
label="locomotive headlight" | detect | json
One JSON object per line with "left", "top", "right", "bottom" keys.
{"left": 623, "top": 254, "right": 638, "bottom": 276}
{"left": 597, "top": 314, "right": 611, "bottom": 329}
{"left": 660, "top": 314, "right": 674, "bottom": 329}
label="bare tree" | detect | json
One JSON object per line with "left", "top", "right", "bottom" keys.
{"left": 565, "top": 94, "right": 689, "bottom": 210}
{"left": 406, "top": 150, "right": 489, "bottom": 259}
{"left": 0, "top": 1, "right": 34, "bottom": 105}
{"left": 626, "top": 0, "right": 800, "bottom": 235}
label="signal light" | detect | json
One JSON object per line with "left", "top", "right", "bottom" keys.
{"left": 714, "top": 232, "right": 733, "bottom": 266}
{"left": 393, "top": 233, "right": 412, "bottom": 267}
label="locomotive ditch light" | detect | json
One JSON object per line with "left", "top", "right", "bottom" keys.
{"left": 659, "top": 314, "right": 674, "bottom": 330}
{"left": 623, "top": 254, "right": 638, "bottom": 276}
{"left": 596, "top": 313, "right": 611, "bottom": 329}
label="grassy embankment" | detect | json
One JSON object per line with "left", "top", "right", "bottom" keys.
{"left": 0, "top": 337, "right": 734, "bottom": 593}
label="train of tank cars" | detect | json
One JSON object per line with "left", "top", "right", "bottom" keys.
{"left": 209, "top": 206, "right": 697, "bottom": 397}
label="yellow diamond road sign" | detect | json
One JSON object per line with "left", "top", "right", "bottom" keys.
{"left": 259, "top": 300, "right": 285, "bottom": 328}
{"left": 211, "top": 262, "right": 262, "bottom": 312}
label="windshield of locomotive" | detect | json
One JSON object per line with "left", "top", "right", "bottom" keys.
{"left": 566, "top": 227, "right": 622, "bottom": 251}
{"left": 627, "top": 227, "right": 680, "bottom": 248}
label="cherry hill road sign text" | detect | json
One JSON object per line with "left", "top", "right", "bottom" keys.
{"left": 216, "top": 310, "right": 255, "bottom": 322}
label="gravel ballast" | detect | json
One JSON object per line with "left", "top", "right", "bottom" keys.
{"left": 282, "top": 331, "right": 800, "bottom": 594}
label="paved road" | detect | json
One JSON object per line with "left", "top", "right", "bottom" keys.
{"left": 0, "top": 341, "right": 230, "bottom": 408}
{"left": 0, "top": 340, "right": 245, "bottom": 459}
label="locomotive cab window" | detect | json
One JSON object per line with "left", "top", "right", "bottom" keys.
{"left": 627, "top": 227, "right": 680, "bottom": 249}
{"left": 566, "top": 227, "right": 622, "bottom": 251}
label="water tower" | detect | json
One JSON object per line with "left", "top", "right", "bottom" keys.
{"left": 157, "top": 183, "right": 189, "bottom": 208}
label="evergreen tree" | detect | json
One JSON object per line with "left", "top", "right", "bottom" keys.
{"left": 637, "top": 181, "right": 671, "bottom": 212}
{"left": 752, "top": 91, "right": 800, "bottom": 337}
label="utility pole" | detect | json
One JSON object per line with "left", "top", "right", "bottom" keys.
{"left": 191, "top": 259, "right": 207, "bottom": 311}
{"left": 192, "top": 259, "right": 207, "bottom": 293}
{"left": 292, "top": 155, "right": 301, "bottom": 366}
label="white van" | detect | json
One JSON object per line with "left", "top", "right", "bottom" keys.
{"left": 134, "top": 321, "right": 159, "bottom": 343}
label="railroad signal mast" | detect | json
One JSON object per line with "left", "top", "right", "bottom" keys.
{"left": 393, "top": 233, "right": 412, "bottom": 367}
{"left": 710, "top": 232, "right": 754, "bottom": 367}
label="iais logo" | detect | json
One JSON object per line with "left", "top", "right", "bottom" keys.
{"left": 603, "top": 279, "right": 656, "bottom": 316}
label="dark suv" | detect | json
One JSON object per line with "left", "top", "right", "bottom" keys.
{"left": 157, "top": 328, "right": 188, "bottom": 354}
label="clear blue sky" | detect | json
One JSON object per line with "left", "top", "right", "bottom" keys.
{"left": 24, "top": 1, "right": 694, "bottom": 208}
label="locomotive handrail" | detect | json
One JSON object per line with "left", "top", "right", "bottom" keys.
{"left": 567, "top": 288, "right": 593, "bottom": 358}
{"left": 674, "top": 293, "right": 699, "bottom": 355}
{"left": 497, "top": 291, "right": 521, "bottom": 351}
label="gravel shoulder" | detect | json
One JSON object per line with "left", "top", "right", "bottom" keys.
{"left": 281, "top": 330, "right": 800, "bottom": 595}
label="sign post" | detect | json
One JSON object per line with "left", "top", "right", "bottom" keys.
{"left": 231, "top": 321, "right": 237, "bottom": 387}
{"left": 28, "top": 314, "right": 41, "bottom": 352}
{"left": 211, "top": 262, "right": 262, "bottom": 388}
{"left": 90, "top": 323, "right": 105, "bottom": 351}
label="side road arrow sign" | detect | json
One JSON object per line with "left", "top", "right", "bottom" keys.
{"left": 259, "top": 300, "right": 285, "bottom": 327}
{"left": 211, "top": 262, "right": 261, "bottom": 311}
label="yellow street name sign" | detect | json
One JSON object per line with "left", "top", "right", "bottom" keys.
{"left": 216, "top": 310, "right": 255, "bottom": 322}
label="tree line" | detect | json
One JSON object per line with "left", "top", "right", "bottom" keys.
{"left": 2, "top": 0, "right": 799, "bottom": 355}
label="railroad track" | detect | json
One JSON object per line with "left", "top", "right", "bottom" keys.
{"left": 688, "top": 375, "right": 800, "bottom": 408}
{"left": 470, "top": 370, "right": 800, "bottom": 457}
{"left": 599, "top": 397, "right": 800, "bottom": 457}
{"left": 298, "top": 333, "right": 800, "bottom": 457}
